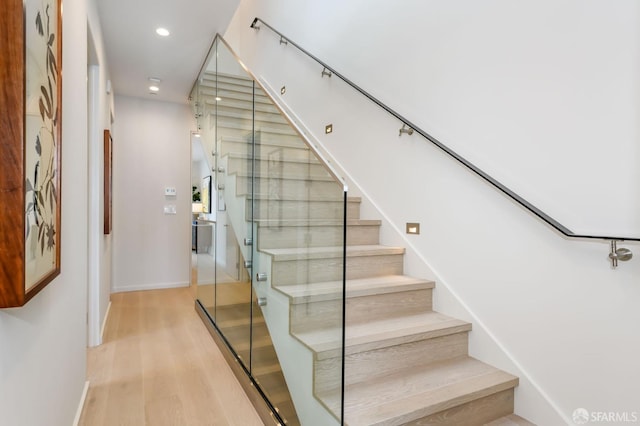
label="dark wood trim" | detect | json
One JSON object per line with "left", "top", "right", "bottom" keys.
{"left": 0, "top": 0, "right": 26, "bottom": 307}
{"left": 104, "top": 129, "right": 112, "bottom": 234}
{"left": 0, "top": 0, "right": 63, "bottom": 308}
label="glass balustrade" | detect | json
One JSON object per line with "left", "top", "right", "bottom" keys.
{"left": 193, "top": 219, "right": 216, "bottom": 317}
{"left": 191, "top": 36, "right": 346, "bottom": 425}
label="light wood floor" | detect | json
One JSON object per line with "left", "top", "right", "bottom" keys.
{"left": 79, "top": 287, "right": 265, "bottom": 426}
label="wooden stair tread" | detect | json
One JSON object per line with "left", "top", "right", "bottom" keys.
{"left": 276, "top": 275, "right": 434, "bottom": 304}
{"left": 208, "top": 70, "right": 523, "bottom": 424}
{"left": 249, "top": 194, "right": 345, "bottom": 203}
{"left": 215, "top": 102, "right": 282, "bottom": 117}
{"left": 320, "top": 357, "right": 518, "bottom": 426}
{"left": 225, "top": 333, "right": 273, "bottom": 353}
{"left": 346, "top": 357, "right": 518, "bottom": 425}
{"left": 217, "top": 120, "right": 297, "bottom": 136}
{"left": 201, "top": 94, "right": 278, "bottom": 111}
{"left": 256, "top": 218, "right": 380, "bottom": 227}
{"left": 248, "top": 194, "right": 355, "bottom": 202}
{"left": 219, "top": 134, "right": 309, "bottom": 149}
{"left": 484, "top": 414, "right": 536, "bottom": 425}
{"left": 233, "top": 172, "right": 336, "bottom": 182}
{"left": 262, "top": 244, "right": 404, "bottom": 261}
{"left": 225, "top": 151, "right": 319, "bottom": 163}
{"left": 296, "top": 311, "right": 470, "bottom": 359}
{"left": 217, "top": 109, "right": 290, "bottom": 126}
{"left": 250, "top": 362, "right": 284, "bottom": 377}
{"left": 214, "top": 316, "right": 265, "bottom": 329}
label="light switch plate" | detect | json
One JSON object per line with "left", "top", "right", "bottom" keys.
{"left": 165, "top": 187, "right": 177, "bottom": 196}
{"left": 164, "top": 205, "right": 177, "bottom": 215}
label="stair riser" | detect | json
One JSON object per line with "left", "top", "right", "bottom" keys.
{"left": 258, "top": 223, "right": 380, "bottom": 249}
{"left": 220, "top": 138, "right": 311, "bottom": 159}
{"left": 198, "top": 98, "right": 274, "bottom": 118}
{"left": 204, "top": 74, "right": 522, "bottom": 425}
{"left": 227, "top": 157, "right": 330, "bottom": 181}
{"left": 290, "top": 289, "right": 432, "bottom": 334}
{"left": 216, "top": 116, "right": 297, "bottom": 136}
{"left": 403, "top": 389, "right": 514, "bottom": 426}
{"left": 218, "top": 121, "right": 297, "bottom": 139}
{"left": 271, "top": 254, "right": 403, "bottom": 286}
{"left": 217, "top": 107, "right": 289, "bottom": 127}
{"left": 200, "top": 78, "right": 265, "bottom": 91}
{"left": 201, "top": 79, "right": 267, "bottom": 96}
{"left": 235, "top": 176, "right": 342, "bottom": 200}
{"left": 246, "top": 199, "right": 359, "bottom": 221}
{"left": 200, "top": 96, "right": 278, "bottom": 116}
{"left": 314, "top": 333, "right": 469, "bottom": 394}
{"left": 202, "top": 73, "right": 253, "bottom": 85}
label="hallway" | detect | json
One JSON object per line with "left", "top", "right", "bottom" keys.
{"left": 78, "top": 287, "right": 264, "bottom": 426}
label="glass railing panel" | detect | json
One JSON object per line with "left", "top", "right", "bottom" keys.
{"left": 192, "top": 35, "right": 346, "bottom": 425}
{"left": 248, "top": 78, "right": 346, "bottom": 425}
{"left": 209, "top": 38, "right": 255, "bottom": 371}
{"left": 193, "top": 219, "right": 215, "bottom": 318}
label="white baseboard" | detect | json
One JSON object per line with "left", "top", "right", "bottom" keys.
{"left": 73, "top": 381, "right": 90, "bottom": 426}
{"left": 100, "top": 301, "right": 112, "bottom": 342}
{"left": 111, "top": 281, "right": 189, "bottom": 293}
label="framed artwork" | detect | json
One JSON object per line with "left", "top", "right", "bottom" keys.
{"left": 104, "top": 129, "right": 113, "bottom": 234}
{"left": 202, "top": 175, "right": 212, "bottom": 214}
{"left": 0, "top": 0, "right": 62, "bottom": 308}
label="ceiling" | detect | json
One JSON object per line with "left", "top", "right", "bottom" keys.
{"left": 96, "top": 0, "right": 241, "bottom": 104}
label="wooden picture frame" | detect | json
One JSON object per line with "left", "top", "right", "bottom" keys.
{"left": 104, "top": 129, "right": 113, "bottom": 234}
{"left": 0, "top": 0, "right": 63, "bottom": 308}
{"left": 202, "top": 175, "right": 212, "bottom": 214}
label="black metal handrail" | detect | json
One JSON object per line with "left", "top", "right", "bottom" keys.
{"left": 250, "top": 17, "right": 639, "bottom": 243}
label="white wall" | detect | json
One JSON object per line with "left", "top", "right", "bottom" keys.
{"left": 87, "top": 1, "right": 115, "bottom": 347}
{"left": 112, "top": 96, "right": 194, "bottom": 292}
{"left": 0, "top": 0, "right": 89, "bottom": 424}
{"left": 225, "top": 1, "right": 640, "bottom": 425}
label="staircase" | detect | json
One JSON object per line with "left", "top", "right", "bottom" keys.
{"left": 201, "top": 72, "right": 535, "bottom": 425}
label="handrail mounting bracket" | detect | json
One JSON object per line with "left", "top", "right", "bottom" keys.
{"left": 399, "top": 124, "right": 414, "bottom": 137}
{"left": 609, "top": 240, "right": 633, "bottom": 268}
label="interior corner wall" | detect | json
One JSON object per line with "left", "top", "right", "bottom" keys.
{"left": 225, "top": 1, "right": 640, "bottom": 425}
{"left": 0, "top": 0, "right": 89, "bottom": 424}
{"left": 87, "top": 0, "right": 115, "bottom": 347}
{"left": 112, "top": 96, "right": 194, "bottom": 293}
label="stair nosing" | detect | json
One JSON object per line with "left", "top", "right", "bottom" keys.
{"left": 276, "top": 275, "right": 434, "bottom": 304}
{"left": 231, "top": 172, "right": 335, "bottom": 182}
{"left": 246, "top": 195, "right": 360, "bottom": 202}
{"left": 256, "top": 219, "right": 381, "bottom": 227}
{"left": 262, "top": 244, "right": 404, "bottom": 261}
{"left": 225, "top": 151, "right": 321, "bottom": 164}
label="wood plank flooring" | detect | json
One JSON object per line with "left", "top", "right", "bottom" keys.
{"left": 78, "top": 287, "right": 264, "bottom": 426}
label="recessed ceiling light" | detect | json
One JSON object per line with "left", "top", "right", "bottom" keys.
{"left": 148, "top": 77, "right": 161, "bottom": 93}
{"left": 156, "top": 27, "right": 170, "bottom": 37}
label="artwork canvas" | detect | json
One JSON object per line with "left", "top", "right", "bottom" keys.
{"left": 0, "top": 0, "right": 62, "bottom": 307}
